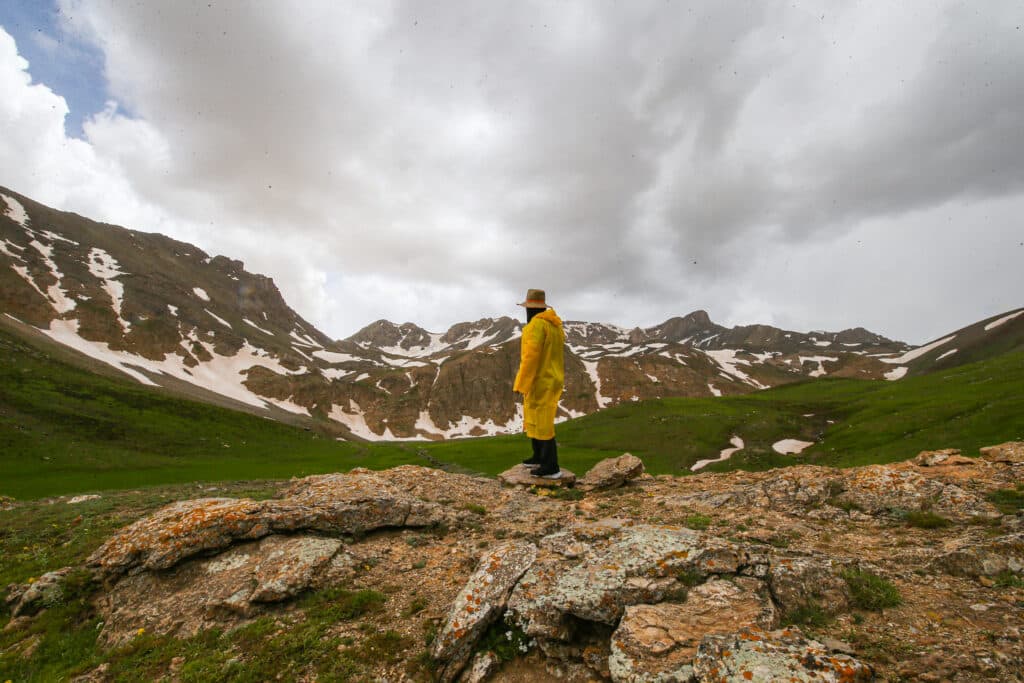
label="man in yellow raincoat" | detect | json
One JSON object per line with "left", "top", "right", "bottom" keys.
{"left": 513, "top": 288, "right": 565, "bottom": 479}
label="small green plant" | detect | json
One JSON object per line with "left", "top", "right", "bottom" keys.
{"left": 842, "top": 568, "right": 901, "bottom": 610}
{"left": 475, "top": 620, "right": 532, "bottom": 662}
{"left": 905, "top": 510, "right": 951, "bottom": 529}
{"left": 675, "top": 567, "right": 705, "bottom": 587}
{"left": 781, "top": 601, "right": 833, "bottom": 628}
{"left": 684, "top": 514, "right": 712, "bottom": 530}
{"left": 986, "top": 486, "right": 1024, "bottom": 515}
{"left": 993, "top": 571, "right": 1024, "bottom": 588}
{"left": 463, "top": 503, "right": 487, "bottom": 516}
{"left": 403, "top": 597, "right": 428, "bottom": 617}
{"left": 549, "top": 487, "right": 585, "bottom": 501}
{"left": 411, "top": 559, "right": 427, "bottom": 570}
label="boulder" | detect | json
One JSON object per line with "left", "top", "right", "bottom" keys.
{"left": 914, "top": 449, "right": 977, "bottom": 467}
{"left": 767, "top": 556, "right": 851, "bottom": 619}
{"left": 498, "top": 464, "right": 577, "bottom": 488}
{"left": 692, "top": 627, "right": 874, "bottom": 682}
{"left": 509, "top": 525, "right": 746, "bottom": 639}
{"left": 832, "top": 465, "right": 999, "bottom": 520}
{"left": 980, "top": 441, "right": 1024, "bottom": 464}
{"left": 608, "top": 577, "right": 776, "bottom": 683}
{"left": 97, "top": 534, "right": 354, "bottom": 646}
{"left": 932, "top": 532, "right": 1024, "bottom": 577}
{"left": 88, "top": 468, "right": 445, "bottom": 581}
{"left": 5, "top": 567, "right": 73, "bottom": 617}
{"left": 578, "top": 454, "right": 645, "bottom": 492}
{"left": 432, "top": 541, "right": 538, "bottom": 682}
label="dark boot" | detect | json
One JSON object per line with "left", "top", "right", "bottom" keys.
{"left": 522, "top": 438, "right": 544, "bottom": 467}
{"left": 533, "top": 438, "right": 561, "bottom": 478}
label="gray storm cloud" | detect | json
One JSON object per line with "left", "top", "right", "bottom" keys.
{"left": 3, "top": 0, "right": 1020, "bottom": 342}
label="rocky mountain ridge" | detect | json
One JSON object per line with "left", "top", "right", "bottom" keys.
{"left": 3, "top": 186, "right": 1020, "bottom": 442}
{"left": 5, "top": 442, "right": 1023, "bottom": 681}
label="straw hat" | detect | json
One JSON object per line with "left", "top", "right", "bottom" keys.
{"left": 517, "top": 288, "right": 549, "bottom": 308}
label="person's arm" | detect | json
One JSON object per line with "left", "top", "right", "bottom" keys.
{"left": 513, "top": 322, "right": 544, "bottom": 395}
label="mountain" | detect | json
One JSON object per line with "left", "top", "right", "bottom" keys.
{"left": 4, "top": 185, "right": 1016, "bottom": 443}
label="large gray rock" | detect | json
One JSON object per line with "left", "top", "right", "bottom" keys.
{"left": 767, "top": 555, "right": 851, "bottom": 618}
{"left": 88, "top": 468, "right": 445, "bottom": 581}
{"left": 693, "top": 627, "right": 874, "bottom": 682}
{"left": 578, "top": 454, "right": 645, "bottom": 492}
{"left": 432, "top": 541, "right": 538, "bottom": 682}
{"left": 5, "top": 567, "right": 73, "bottom": 617}
{"left": 96, "top": 534, "right": 353, "bottom": 646}
{"left": 608, "top": 577, "right": 776, "bottom": 683}
{"left": 509, "top": 525, "right": 746, "bottom": 641}
{"left": 932, "top": 532, "right": 1024, "bottom": 577}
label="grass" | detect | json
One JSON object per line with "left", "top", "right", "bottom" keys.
{"left": 2, "top": 325, "right": 1023, "bottom": 501}
{"left": 842, "top": 568, "right": 902, "bottom": 611}
{"left": 986, "top": 484, "right": 1024, "bottom": 515}
{"left": 1, "top": 581, "right": 394, "bottom": 682}
{"left": 904, "top": 510, "right": 952, "bottom": 529}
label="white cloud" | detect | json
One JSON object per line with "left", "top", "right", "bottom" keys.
{"left": 2, "top": 2, "right": 1023, "bottom": 345}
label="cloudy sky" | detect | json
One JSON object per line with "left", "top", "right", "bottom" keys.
{"left": 1, "top": 1, "right": 1021, "bottom": 345}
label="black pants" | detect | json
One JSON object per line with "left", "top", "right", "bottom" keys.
{"left": 531, "top": 437, "right": 558, "bottom": 471}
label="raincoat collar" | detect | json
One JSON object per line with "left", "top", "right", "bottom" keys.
{"left": 533, "top": 308, "right": 563, "bottom": 328}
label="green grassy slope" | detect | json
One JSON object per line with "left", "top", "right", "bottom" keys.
{"left": 2, "top": 324, "right": 1022, "bottom": 500}
{"left": 0, "top": 329, "right": 418, "bottom": 499}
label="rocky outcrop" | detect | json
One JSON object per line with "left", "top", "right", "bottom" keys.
{"left": 608, "top": 577, "right": 776, "bottom": 682}
{"left": 578, "top": 454, "right": 645, "bottom": 492}
{"left": 87, "top": 467, "right": 445, "bottom": 581}
{"left": 5, "top": 568, "right": 73, "bottom": 617}
{"left": 981, "top": 441, "right": 1024, "bottom": 464}
{"left": 7, "top": 451, "right": 1024, "bottom": 681}
{"left": 692, "top": 627, "right": 874, "bottom": 682}
{"left": 914, "top": 448, "right": 977, "bottom": 467}
{"left": 432, "top": 541, "right": 538, "bottom": 682}
{"left": 97, "top": 535, "right": 354, "bottom": 646}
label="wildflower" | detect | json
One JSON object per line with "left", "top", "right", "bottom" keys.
{"left": 27, "top": 577, "right": 36, "bottom": 584}
{"left": 137, "top": 628, "right": 145, "bottom": 636}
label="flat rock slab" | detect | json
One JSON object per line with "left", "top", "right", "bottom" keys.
{"left": 980, "top": 441, "right": 1024, "bottom": 464}
{"left": 432, "top": 541, "right": 538, "bottom": 682}
{"left": 835, "top": 465, "right": 999, "bottom": 520}
{"left": 609, "top": 577, "right": 776, "bottom": 683}
{"left": 693, "top": 627, "right": 874, "bottom": 682}
{"left": 498, "top": 464, "right": 577, "bottom": 488}
{"left": 767, "top": 555, "right": 851, "bottom": 617}
{"left": 88, "top": 467, "right": 445, "bottom": 581}
{"left": 578, "top": 453, "right": 645, "bottom": 492}
{"left": 914, "top": 449, "right": 977, "bottom": 467}
{"left": 97, "top": 534, "right": 353, "bottom": 647}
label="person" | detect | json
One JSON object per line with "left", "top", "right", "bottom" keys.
{"left": 513, "top": 288, "right": 565, "bottom": 478}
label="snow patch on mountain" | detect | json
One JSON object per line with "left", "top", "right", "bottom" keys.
{"left": 884, "top": 366, "right": 908, "bottom": 381}
{"left": 244, "top": 318, "right": 273, "bottom": 336}
{"left": 1, "top": 193, "right": 29, "bottom": 228}
{"left": 87, "top": 248, "right": 129, "bottom": 332}
{"left": 582, "top": 360, "right": 612, "bottom": 408}
{"left": 205, "top": 309, "right": 232, "bottom": 328}
{"left": 192, "top": 287, "right": 210, "bottom": 302}
{"left": 773, "top": 439, "right": 814, "bottom": 454}
{"left": 703, "top": 349, "right": 766, "bottom": 389}
{"left": 984, "top": 310, "right": 1023, "bottom": 331}
{"left": 880, "top": 335, "right": 956, "bottom": 364}
{"left": 313, "top": 349, "right": 363, "bottom": 364}
{"left": 707, "top": 383, "right": 722, "bottom": 397}
{"left": 692, "top": 435, "right": 744, "bottom": 471}
{"left": 798, "top": 355, "right": 838, "bottom": 378}
{"left": 936, "top": 349, "right": 958, "bottom": 361}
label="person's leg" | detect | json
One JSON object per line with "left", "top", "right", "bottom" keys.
{"left": 534, "top": 438, "right": 560, "bottom": 477}
{"left": 522, "top": 438, "right": 543, "bottom": 466}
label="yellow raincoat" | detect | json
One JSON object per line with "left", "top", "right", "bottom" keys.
{"left": 513, "top": 308, "right": 565, "bottom": 440}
